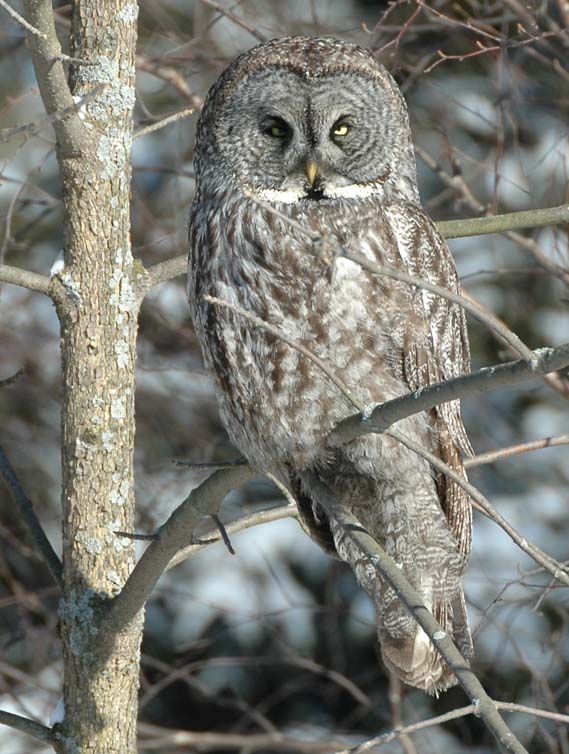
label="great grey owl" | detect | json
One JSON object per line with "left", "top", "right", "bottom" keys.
{"left": 188, "top": 36, "right": 473, "bottom": 694}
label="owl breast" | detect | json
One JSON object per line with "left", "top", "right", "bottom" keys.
{"left": 188, "top": 192, "right": 427, "bottom": 473}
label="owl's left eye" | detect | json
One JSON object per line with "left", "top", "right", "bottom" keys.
{"left": 261, "top": 117, "right": 291, "bottom": 139}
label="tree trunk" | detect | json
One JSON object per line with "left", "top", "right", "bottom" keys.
{"left": 53, "top": 2, "right": 144, "bottom": 751}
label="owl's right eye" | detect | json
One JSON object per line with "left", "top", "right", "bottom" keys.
{"left": 262, "top": 117, "right": 290, "bottom": 139}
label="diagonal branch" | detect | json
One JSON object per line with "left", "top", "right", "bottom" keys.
{"left": 22, "top": 0, "right": 84, "bottom": 156}
{"left": 167, "top": 502, "right": 297, "bottom": 570}
{"left": 99, "top": 464, "right": 255, "bottom": 641}
{"left": 387, "top": 429, "right": 569, "bottom": 587}
{"left": 416, "top": 146, "right": 569, "bottom": 287}
{"left": 465, "top": 434, "right": 569, "bottom": 468}
{"left": 0, "top": 710, "right": 56, "bottom": 747}
{"left": 199, "top": 291, "right": 569, "bottom": 584}
{"left": 330, "top": 343, "right": 569, "bottom": 445}
{"left": 337, "top": 249, "right": 531, "bottom": 359}
{"left": 301, "top": 472, "right": 529, "bottom": 754}
{"left": 0, "top": 445, "right": 63, "bottom": 588}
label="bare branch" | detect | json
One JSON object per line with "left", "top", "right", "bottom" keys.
{"left": 459, "top": 289, "right": 569, "bottom": 400}
{"left": 417, "top": 146, "right": 569, "bottom": 287}
{"left": 438, "top": 204, "right": 569, "bottom": 240}
{"left": 145, "top": 256, "right": 186, "bottom": 289}
{"left": 173, "top": 457, "right": 247, "bottom": 469}
{"left": 0, "top": 368, "right": 24, "bottom": 388}
{"left": 341, "top": 700, "right": 569, "bottom": 754}
{"left": 0, "top": 0, "right": 46, "bottom": 38}
{"left": 465, "top": 435, "right": 569, "bottom": 468}
{"left": 0, "top": 264, "right": 51, "bottom": 294}
{"left": 167, "top": 503, "right": 297, "bottom": 570}
{"left": 0, "top": 84, "right": 106, "bottom": 145}
{"left": 134, "top": 107, "right": 196, "bottom": 140}
{"left": 21, "top": 0, "right": 85, "bottom": 155}
{"left": 388, "top": 430, "right": 569, "bottom": 588}
{"left": 339, "top": 249, "right": 531, "bottom": 359}
{"left": 210, "top": 513, "right": 235, "bottom": 555}
{"left": 197, "top": 0, "right": 267, "bottom": 41}
{"left": 144, "top": 201, "right": 569, "bottom": 289}
{"left": 138, "top": 723, "right": 346, "bottom": 752}
{"left": 301, "top": 472, "right": 529, "bottom": 754}
{"left": 0, "top": 445, "right": 63, "bottom": 589}
{"left": 0, "top": 710, "right": 56, "bottom": 746}
{"left": 136, "top": 56, "right": 204, "bottom": 106}
{"left": 100, "top": 464, "right": 255, "bottom": 639}
{"left": 340, "top": 705, "right": 476, "bottom": 754}
{"left": 330, "top": 343, "right": 569, "bottom": 445}
{"left": 496, "top": 702, "right": 569, "bottom": 726}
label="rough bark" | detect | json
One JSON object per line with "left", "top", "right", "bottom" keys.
{"left": 45, "top": 2, "right": 144, "bottom": 752}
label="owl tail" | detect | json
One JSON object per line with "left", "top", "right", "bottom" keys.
{"left": 292, "top": 471, "right": 473, "bottom": 695}
{"left": 378, "top": 588, "right": 473, "bottom": 696}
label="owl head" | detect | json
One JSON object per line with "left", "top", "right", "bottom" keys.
{"left": 194, "top": 36, "right": 419, "bottom": 205}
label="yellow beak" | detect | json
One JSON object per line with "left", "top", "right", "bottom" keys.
{"left": 304, "top": 161, "right": 319, "bottom": 186}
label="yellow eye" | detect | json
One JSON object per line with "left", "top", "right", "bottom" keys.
{"left": 332, "top": 123, "right": 350, "bottom": 137}
{"left": 267, "top": 124, "right": 286, "bottom": 137}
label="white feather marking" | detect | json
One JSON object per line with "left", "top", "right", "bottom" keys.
{"left": 252, "top": 181, "right": 386, "bottom": 204}
{"left": 255, "top": 187, "right": 305, "bottom": 204}
{"left": 326, "top": 182, "right": 385, "bottom": 200}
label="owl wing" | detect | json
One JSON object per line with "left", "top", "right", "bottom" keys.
{"left": 383, "top": 202, "right": 473, "bottom": 560}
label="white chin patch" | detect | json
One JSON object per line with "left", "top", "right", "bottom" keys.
{"left": 326, "top": 182, "right": 385, "bottom": 199}
{"left": 254, "top": 182, "right": 384, "bottom": 204}
{"left": 255, "top": 187, "right": 305, "bottom": 204}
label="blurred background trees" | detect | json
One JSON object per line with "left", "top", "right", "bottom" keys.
{"left": 1, "top": 1, "right": 568, "bottom": 752}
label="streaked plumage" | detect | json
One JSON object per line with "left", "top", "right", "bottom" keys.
{"left": 188, "top": 36, "right": 473, "bottom": 693}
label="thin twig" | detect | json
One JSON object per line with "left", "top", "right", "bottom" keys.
{"left": 416, "top": 146, "right": 569, "bottom": 287}
{"left": 134, "top": 107, "right": 195, "bottom": 140}
{"left": 496, "top": 702, "right": 569, "bottom": 726}
{"left": 197, "top": 0, "right": 267, "bottom": 41}
{"left": 0, "top": 368, "right": 24, "bottom": 388}
{"left": 138, "top": 722, "right": 346, "bottom": 752}
{"left": 204, "top": 295, "right": 364, "bottom": 410}
{"left": 0, "top": 0, "right": 47, "bottom": 39}
{"left": 167, "top": 503, "right": 297, "bottom": 570}
{"left": 211, "top": 513, "right": 235, "bottom": 555}
{"left": 465, "top": 435, "right": 569, "bottom": 468}
{"left": 339, "top": 705, "right": 476, "bottom": 753}
{"left": 339, "top": 700, "right": 569, "bottom": 754}
{"left": 338, "top": 249, "right": 532, "bottom": 359}
{"left": 114, "top": 530, "right": 158, "bottom": 541}
{"left": 0, "top": 446, "right": 63, "bottom": 588}
{"left": 387, "top": 430, "right": 569, "bottom": 588}
{"left": 0, "top": 84, "right": 106, "bottom": 145}
{"left": 174, "top": 457, "right": 247, "bottom": 469}
{"left": 136, "top": 56, "right": 204, "bottom": 105}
